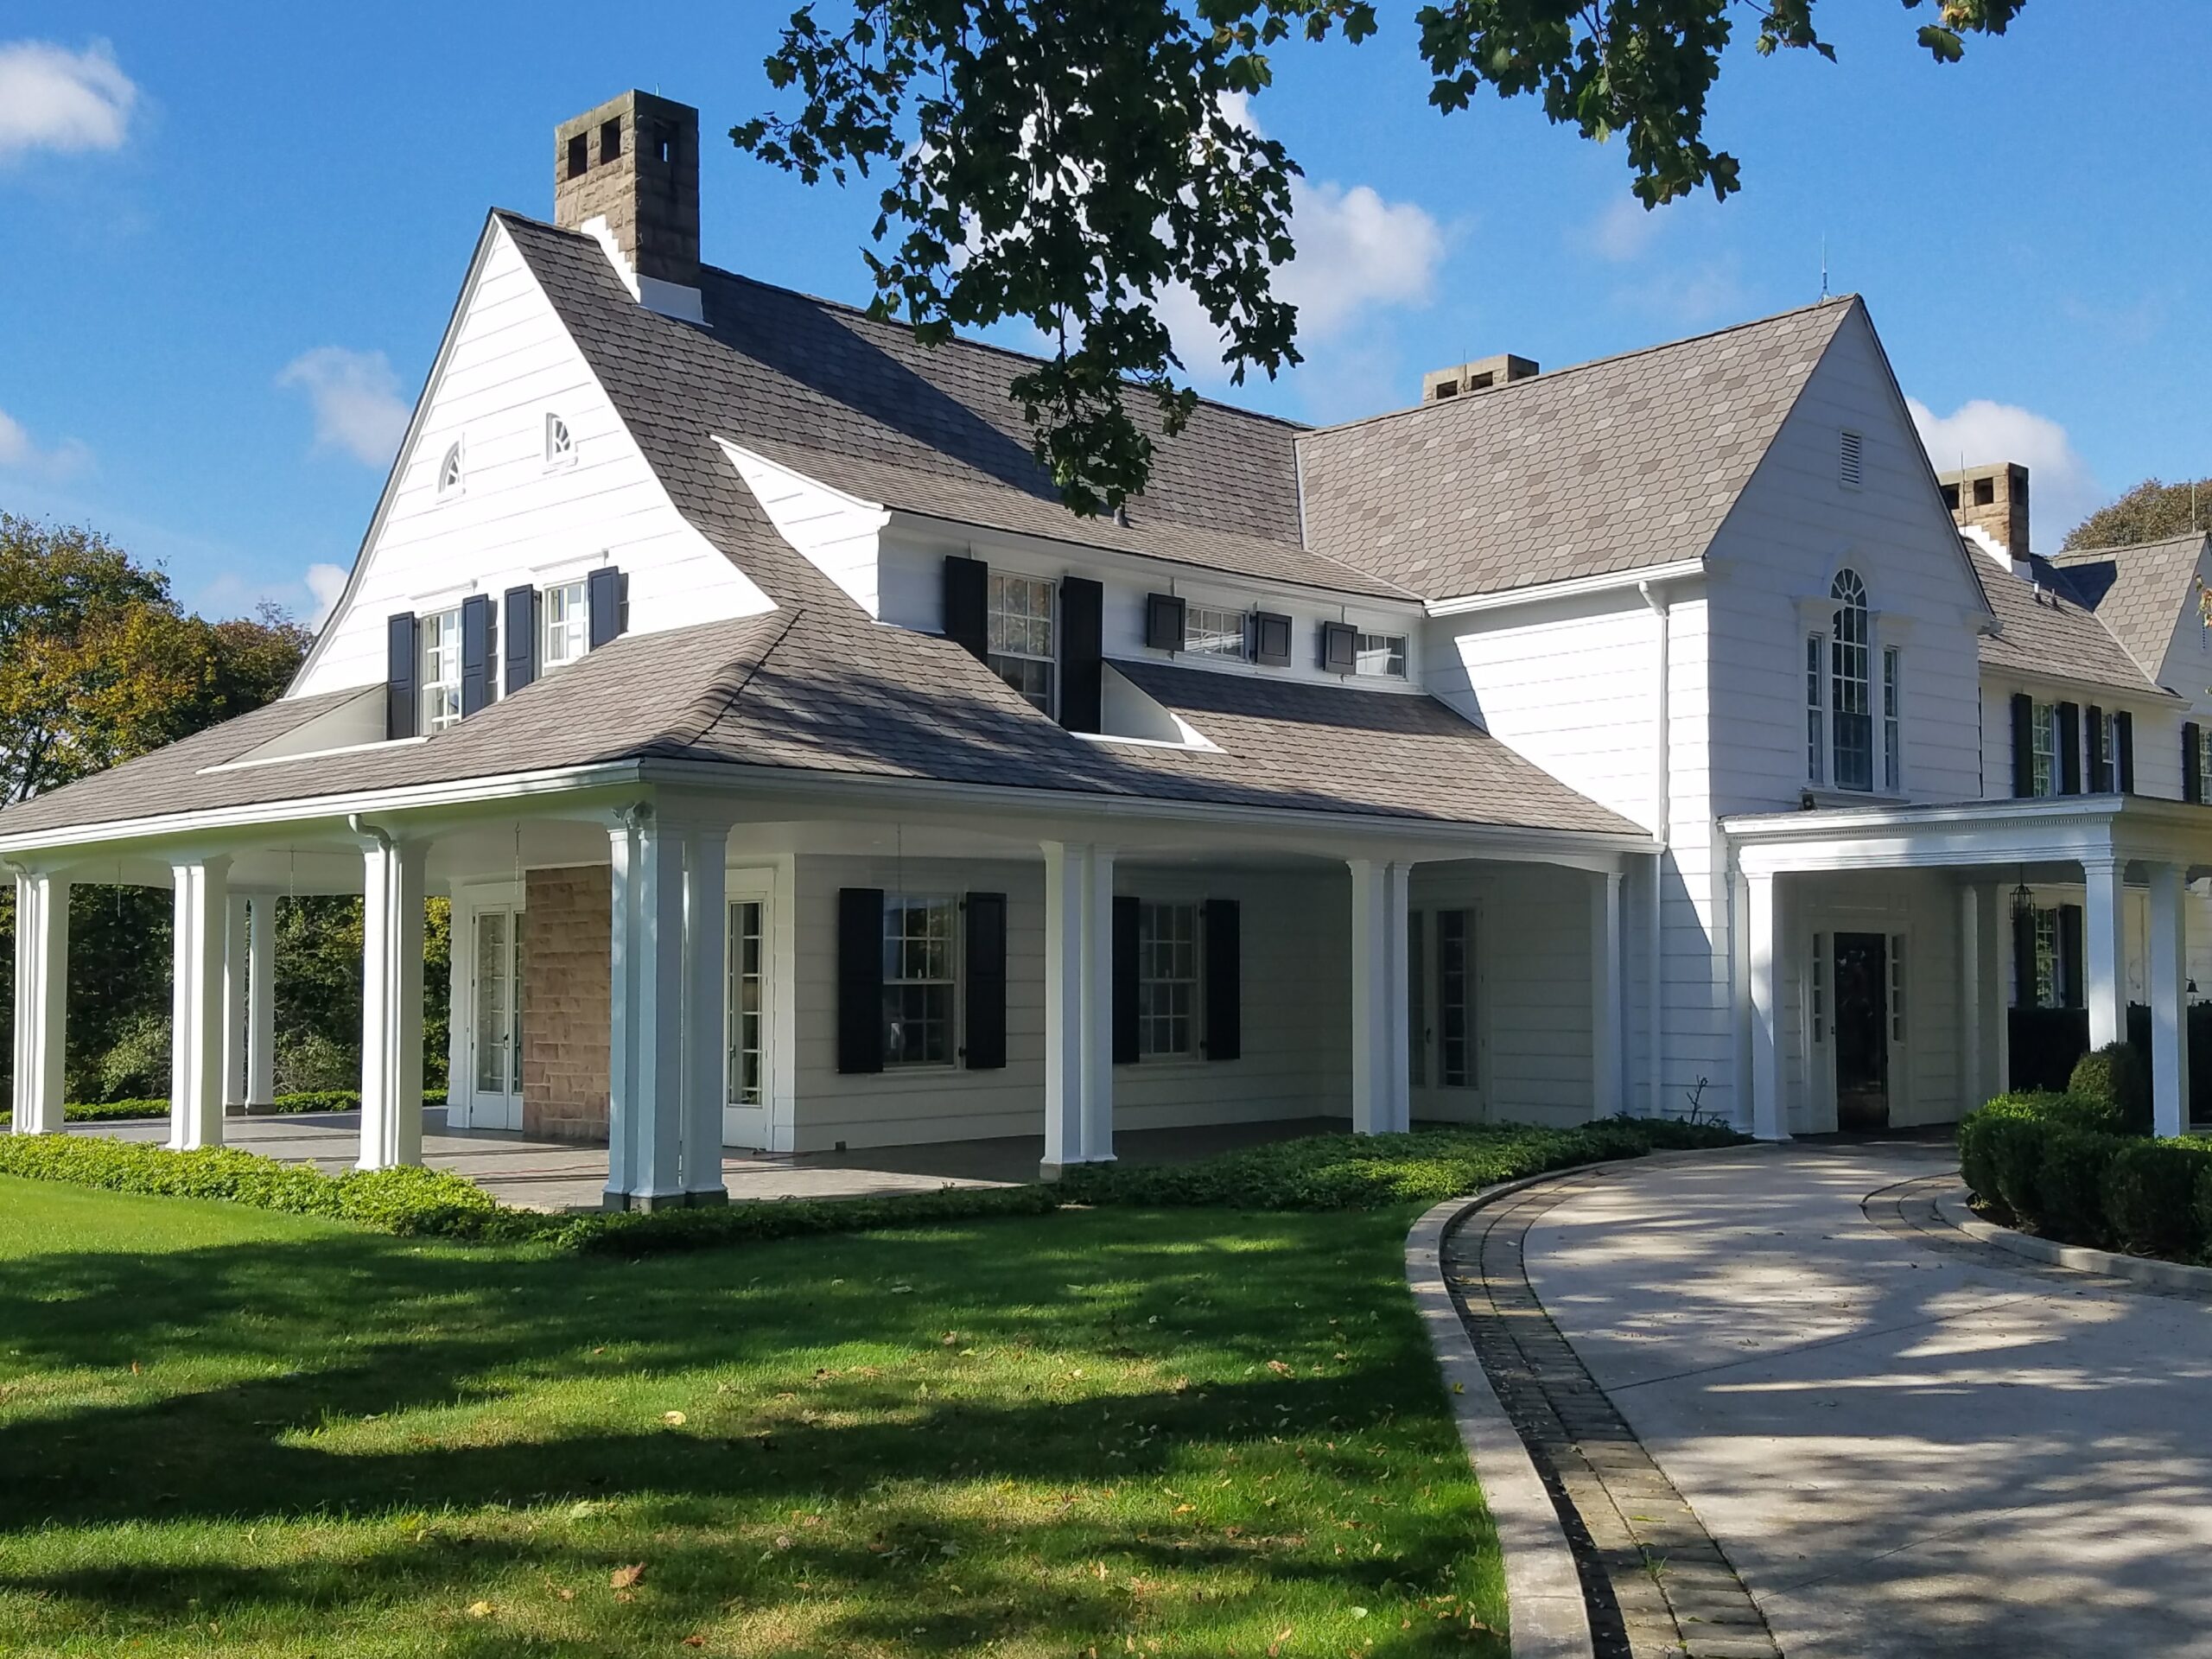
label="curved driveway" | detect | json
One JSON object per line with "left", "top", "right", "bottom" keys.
{"left": 1522, "top": 1141, "right": 2212, "bottom": 1658}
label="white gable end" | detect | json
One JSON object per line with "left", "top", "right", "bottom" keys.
{"left": 721, "top": 440, "right": 891, "bottom": 618}
{"left": 294, "top": 219, "right": 773, "bottom": 698}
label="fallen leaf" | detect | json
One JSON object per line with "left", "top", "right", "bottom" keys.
{"left": 663, "top": 1411, "right": 687, "bottom": 1427}
{"left": 465, "top": 1601, "right": 493, "bottom": 1618}
{"left": 683, "top": 1638, "right": 706, "bottom": 1649}
{"left": 1266, "top": 1360, "right": 1293, "bottom": 1377}
{"left": 610, "top": 1564, "right": 645, "bottom": 1590}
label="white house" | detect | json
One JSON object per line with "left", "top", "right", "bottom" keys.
{"left": 9, "top": 91, "right": 2209, "bottom": 1208}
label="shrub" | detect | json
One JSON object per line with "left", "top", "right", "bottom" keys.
{"left": 2069, "top": 1043, "right": 2152, "bottom": 1135}
{"left": 2197, "top": 1161, "right": 2212, "bottom": 1261}
{"left": 2031, "top": 1128, "right": 2126, "bottom": 1248}
{"left": 93, "top": 1010, "right": 171, "bottom": 1103}
{"left": 553, "top": 1184, "right": 1065, "bottom": 1255}
{"left": 2101, "top": 1139, "right": 2212, "bottom": 1260}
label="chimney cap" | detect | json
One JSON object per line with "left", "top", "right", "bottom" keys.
{"left": 1421, "top": 353, "right": 1539, "bottom": 404}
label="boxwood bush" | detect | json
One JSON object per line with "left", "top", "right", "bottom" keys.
{"left": 1, "top": 1088, "right": 450, "bottom": 1129}
{"left": 2102, "top": 1139, "right": 2212, "bottom": 1260}
{"left": 2069, "top": 1042, "right": 2152, "bottom": 1135}
{"left": 1958, "top": 1090, "right": 2212, "bottom": 1263}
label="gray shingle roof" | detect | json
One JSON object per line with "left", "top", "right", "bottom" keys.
{"left": 1294, "top": 297, "right": 1858, "bottom": 600}
{"left": 2050, "top": 530, "right": 2209, "bottom": 684}
{"left": 1973, "top": 551, "right": 2170, "bottom": 697}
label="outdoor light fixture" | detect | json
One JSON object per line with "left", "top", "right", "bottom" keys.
{"left": 2011, "top": 871, "right": 2035, "bottom": 921}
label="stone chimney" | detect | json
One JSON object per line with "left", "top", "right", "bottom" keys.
{"left": 554, "top": 91, "right": 701, "bottom": 293}
{"left": 1938, "top": 461, "right": 2031, "bottom": 563}
{"left": 1421, "top": 353, "right": 1539, "bottom": 404}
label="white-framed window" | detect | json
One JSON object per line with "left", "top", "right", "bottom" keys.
{"left": 1434, "top": 907, "right": 1476, "bottom": 1087}
{"left": 1882, "top": 645, "right": 1902, "bottom": 792}
{"left": 1805, "top": 632, "right": 1827, "bottom": 785}
{"left": 1136, "top": 900, "right": 1201, "bottom": 1059}
{"left": 418, "top": 607, "right": 463, "bottom": 733}
{"left": 2031, "top": 701, "right": 2058, "bottom": 798}
{"left": 1355, "top": 632, "right": 1408, "bottom": 677}
{"left": 436, "top": 440, "right": 464, "bottom": 499}
{"left": 2031, "top": 906, "right": 2062, "bottom": 1007}
{"left": 2197, "top": 729, "right": 2212, "bottom": 806}
{"left": 1185, "top": 604, "right": 1249, "bottom": 661}
{"left": 1829, "top": 569, "right": 1872, "bottom": 791}
{"left": 1408, "top": 911, "right": 1427, "bottom": 1087}
{"left": 881, "top": 893, "right": 957, "bottom": 1066}
{"left": 726, "top": 899, "right": 765, "bottom": 1106}
{"left": 1887, "top": 934, "right": 1907, "bottom": 1044}
{"left": 544, "top": 413, "right": 575, "bottom": 468}
{"left": 986, "top": 572, "right": 1056, "bottom": 714}
{"left": 540, "top": 579, "right": 589, "bottom": 673}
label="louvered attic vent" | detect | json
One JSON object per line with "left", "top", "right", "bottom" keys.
{"left": 1840, "top": 429, "right": 1865, "bottom": 489}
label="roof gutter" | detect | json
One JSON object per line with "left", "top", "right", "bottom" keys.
{"left": 1426, "top": 558, "right": 1705, "bottom": 618}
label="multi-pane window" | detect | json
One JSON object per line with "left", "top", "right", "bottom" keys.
{"left": 1882, "top": 646, "right": 1902, "bottom": 792}
{"left": 2197, "top": 729, "right": 2212, "bottom": 806}
{"left": 881, "top": 894, "right": 956, "bottom": 1065}
{"left": 1887, "top": 935, "right": 1907, "bottom": 1044}
{"left": 1355, "top": 632, "right": 1408, "bottom": 677}
{"left": 2031, "top": 702, "right": 2058, "bottom": 798}
{"left": 1829, "top": 569, "right": 1872, "bottom": 791}
{"left": 418, "top": 608, "right": 463, "bottom": 733}
{"left": 986, "top": 573, "right": 1056, "bottom": 713}
{"left": 1805, "top": 633, "right": 1827, "bottom": 785}
{"left": 436, "top": 441, "right": 463, "bottom": 498}
{"left": 1137, "top": 901, "right": 1201, "bottom": 1058}
{"left": 1436, "top": 908, "right": 1475, "bottom": 1087}
{"left": 1185, "top": 605, "right": 1249, "bottom": 660}
{"left": 727, "top": 899, "right": 765, "bottom": 1105}
{"left": 2031, "top": 907, "right": 2061, "bottom": 1007}
{"left": 472, "top": 908, "right": 518, "bottom": 1096}
{"left": 544, "top": 413, "right": 575, "bottom": 467}
{"left": 540, "top": 580, "right": 589, "bottom": 674}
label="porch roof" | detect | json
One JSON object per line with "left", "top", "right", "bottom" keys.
{"left": 1724, "top": 791, "right": 2212, "bottom": 876}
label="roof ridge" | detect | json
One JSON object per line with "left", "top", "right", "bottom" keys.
{"left": 643, "top": 607, "right": 804, "bottom": 753}
{"left": 1294, "top": 293, "right": 1862, "bottom": 445}
{"left": 2051, "top": 528, "right": 2211, "bottom": 560}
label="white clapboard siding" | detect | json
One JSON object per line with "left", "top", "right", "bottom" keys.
{"left": 722, "top": 443, "right": 891, "bottom": 616}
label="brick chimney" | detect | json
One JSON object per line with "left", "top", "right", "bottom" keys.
{"left": 554, "top": 91, "right": 701, "bottom": 293}
{"left": 1421, "top": 353, "right": 1539, "bottom": 404}
{"left": 1938, "top": 461, "right": 2030, "bottom": 563}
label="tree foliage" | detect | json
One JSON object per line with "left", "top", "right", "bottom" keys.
{"left": 736, "top": 0, "right": 2025, "bottom": 514}
{"left": 2062, "top": 476, "right": 2212, "bottom": 552}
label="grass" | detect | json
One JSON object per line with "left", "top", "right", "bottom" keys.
{"left": 0, "top": 1177, "right": 1508, "bottom": 1657}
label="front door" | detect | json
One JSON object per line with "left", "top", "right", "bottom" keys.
{"left": 722, "top": 896, "right": 772, "bottom": 1150}
{"left": 1833, "top": 931, "right": 1890, "bottom": 1131}
{"left": 467, "top": 906, "right": 523, "bottom": 1131}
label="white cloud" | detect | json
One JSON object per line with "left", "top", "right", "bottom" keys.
{"left": 1907, "top": 395, "right": 2106, "bottom": 551}
{"left": 1580, "top": 195, "right": 1663, "bottom": 264}
{"left": 188, "top": 562, "right": 352, "bottom": 628}
{"left": 0, "top": 405, "right": 92, "bottom": 479}
{"left": 277, "top": 346, "right": 410, "bottom": 467}
{"left": 0, "top": 40, "right": 137, "bottom": 162}
{"left": 305, "top": 563, "right": 349, "bottom": 626}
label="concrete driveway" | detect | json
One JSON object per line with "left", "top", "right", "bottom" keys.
{"left": 1522, "top": 1141, "right": 2212, "bottom": 1658}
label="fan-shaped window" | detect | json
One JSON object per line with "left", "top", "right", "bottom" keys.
{"left": 1829, "top": 569, "right": 1872, "bottom": 791}
{"left": 544, "top": 413, "right": 575, "bottom": 467}
{"left": 436, "top": 441, "right": 463, "bottom": 499}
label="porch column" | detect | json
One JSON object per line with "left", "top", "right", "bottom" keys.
{"left": 246, "top": 896, "right": 276, "bottom": 1109}
{"left": 2082, "top": 854, "right": 2129, "bottom": 1050}
{"left": 10, "top": 870, "right": 69, "bottom": 1135}
{"left": 168, "top": 855, "right": 232, "bottom": 1151}
{"left": 357, "top": 830, "right": 428, "bottom": 1169}
{"left": 1041, "top": 842, "right": 1114, "bottom": 1176}
{"left": 607, "top": 805, "right": 685, "bottom": 1209}
{"left": 222, "top": 895, "right": 250, "bottom": 1112}
{"left": 1978, "top": 883, "right": 2010, "bottom": 1098}
{"left": 1590, "top": 868, "right": 1624, "bottom": 1119}
{"left": 2148, "top": 861, "right": 2190, "bottom": 1138}
{"left": 1745, "top": 868, "right": 1788, "bottom": 1141}
{"left": 677, "top": 819, "right": 731, "bottom": 1204}
{"left": 1349, "top": 858, "right": 1411, "bottom": 1135}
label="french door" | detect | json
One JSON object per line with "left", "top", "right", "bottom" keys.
{"left": 466, "top": 904, "right": 523, "bottom": 1131}
{"left": 1409, "top": 905, "right": 1481, "bottom": 1105}
{"left": 723, "top": 894, "right": 772, "bottom": 1149}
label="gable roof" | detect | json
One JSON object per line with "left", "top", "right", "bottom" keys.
{"left": 2050, "top": 529, "right": 2210, "bottom": 684}
{"left": 1973, "top": 550, "right": 2172, "bottom": 698}
{"left": 1293, "top": 297, "right": 1859, "bottom": 601}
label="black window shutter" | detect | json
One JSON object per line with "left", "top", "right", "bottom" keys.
{"left": 2009, "top": 693, "right": 2034, "bottom": 798}
{"left": 587, "top": 565, "right": 626, "bottom": 649}
{"left": 944, "top": 556, "right": 988, "bottom": 660}
{"left": 385, "top": 613, "right": 418, "bottom": 741}
{"left": 2116, "top": 711, "right": 2135, "bottom": 792}
{"left": 1145, "top": 593, "right": 1186, "bottom": 652}
{"left": 2187, "top": 723, "right": 2202, "bottom": 804}
{"left": 1320, "top": 620, "right": 1357, "bottom": 675}
{"left": 1111, "top": 895, "right": 1140, "bottom": 1065}
{"left": 2058, "top": 905, "right": 2085, "bottom": 1008}
{"left": 503, "top": 584, "right": 538, "bottom": 695}
{"left": 1253, "top": 611, "right": 1293, "bottom": 667}
{"left": 2056, "top": 702, "right": 2082, "bottom": 794}
{"left": 1060, "top": 577, "right": 1104, "bottom": 733}
{"left": 2085, "top": 704, "right": 2108, "bottom": 792}
{"left": 836, "top": 887, "right": 886, "bottom": 1075}
{"left": 1203, "top": 899, "right": 1241, "bottom": 1062}
{"left": 460, "top": 594, "right": 494, "bottom": 716}
{"left": 963, "top": 892, "right": 1007, "bottom": 1071}
{"left": 2012, "top": 905, "right": 2036, "bottom": 1008}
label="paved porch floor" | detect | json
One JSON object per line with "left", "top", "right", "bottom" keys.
{"left": 72, "top": 1110, "right": 1348, "bottom": 1211}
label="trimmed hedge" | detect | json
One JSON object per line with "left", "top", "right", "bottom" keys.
{"left": 1957, "top": 1090, "right": 2212, "bottom": 1263}
{"left": 2069, "top": 1043, "right": 2152, "bottom": 1135}
{"left": 1, "top": 1089, "right": 450, "bottom": 1129}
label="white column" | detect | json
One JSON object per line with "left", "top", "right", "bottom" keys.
{"left": 10, "top": 870, "right": 69, "bottom": 1135}
{"left": 607, "top": 806, "right": 685, "bottom": 1209}
{"left": 1980, "top": 884, "right": 2010, "bottom": 1098}
{"left": 168, "top": 856, "right": 232, "bottom": 1151}
{"left": 2082, "top": 854, "right": 2129, "bottom": 1050}
{"left": 678, "top": 820, "right": 730, "bottom": 1203}
{"left": 1349, "top": 858, "right": 1411, "bottom": 1135}
{"left": 2149, "top": 861, "right": 2190, "bottom": 1138}
{"left": 1591, "top": 868, "right": 1624, "bottom": 1119}
{"left": 1041, "top": 842, "right": 1115, "bottom": 1175}
{"left": 221, "top": 894, "right": 250, "bottom": 1111}
{"left": 357, "top": 832, "right": 428, "bottom": 1170}
{"left": 1958, "top": 885, "right": 1984, "bottom": 1116}
{"left": 246, "top": 896, "right": 276, "bottom": 1109}
{"left": 1745, "top": 868, "right": 1788, "bottom": 1141}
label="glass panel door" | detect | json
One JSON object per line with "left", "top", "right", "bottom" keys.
{"left": 467, "top": 906, "right": 522, "bottom": 1130}
{"left": 723, "top": 893, "right": 773, "bottom": 1150}
{"left": 1436, "top": 909, "right": 1476, "bottom": 1089}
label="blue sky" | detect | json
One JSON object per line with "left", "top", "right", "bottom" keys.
{"left": 2, "top": 3, "right": 2204, "bottom": 621}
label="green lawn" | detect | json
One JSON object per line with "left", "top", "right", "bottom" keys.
{"left": 0, "top": 1177, "right": 1506, "bottom": 1657}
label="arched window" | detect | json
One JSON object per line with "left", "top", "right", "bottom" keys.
{"left": 436, "top": 441, "right": 464, "bottom": 499}
{"left": 544, "top": 413, "right": 574, "bottom": 467}
{"left": 1829, "top": 569, "right": 1872, "bottom": 791}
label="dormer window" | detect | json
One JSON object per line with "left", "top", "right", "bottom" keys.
{"left": 544, "top": 413, "right": 575, "bottom": 468}
{"left": 986, "top": 572, "right": 1056, "bottom": 715}
{"left": 1185, "top": 604, "right": 1249, "bottom": 661}
{"left": 1354, "top": 632, "right": 1408, "bottom": 678}
{"left": 436, "top": 440, "right": 464, "bottom": 499}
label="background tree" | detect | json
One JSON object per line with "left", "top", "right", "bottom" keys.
{"left": 738, "top": 0, "right": 2026, "bottom": 514}
{"left": 2063, "top": 477, "right": 2212, "bottom": 551}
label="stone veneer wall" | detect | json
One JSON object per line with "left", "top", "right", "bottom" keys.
{"left": 521, "top": 866, "right": 611, "bottom": 1142}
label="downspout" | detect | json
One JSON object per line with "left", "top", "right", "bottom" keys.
{"left": 1638, "top": 581, "right": 1672, "bottom": 1117}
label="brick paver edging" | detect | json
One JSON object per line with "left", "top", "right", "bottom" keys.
{"left": 1408, "top": 1178, "right": 1599, "bottom": 1659}
{"left": 1933, "top": 1188, "right": 2212, "bottom": 1298}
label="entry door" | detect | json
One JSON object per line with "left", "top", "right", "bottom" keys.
{"left": 468, "top": 906, "right": 523, "bottom": 1131}
{"left": 722, "top": 896, "right": 772, "bottom": 1150}
{"left": 1832, "top": 931, "right": 1890, "bottom": 1131}
{"left": 1408, "top": 906, "right": 1481, "bottom": 1107}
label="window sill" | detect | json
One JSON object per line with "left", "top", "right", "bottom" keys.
{"left": 1798, "top": 786, "right": 1910, "bottom": 810}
